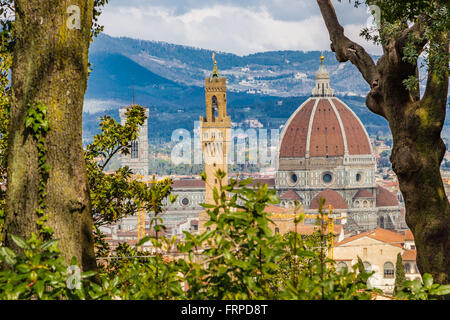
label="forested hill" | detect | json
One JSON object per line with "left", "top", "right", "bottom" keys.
{"left": 87, "top": 33, "right": 372, "bottom": 98}
{"left": 84, "top": 33, "right": 446, "bottom": 143}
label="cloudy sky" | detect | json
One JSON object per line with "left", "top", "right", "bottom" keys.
{"left": 99, "top": 0, "right": 382, "bottom": 56}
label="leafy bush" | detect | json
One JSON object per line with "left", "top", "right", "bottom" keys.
{"left": 1, "top": 172, "right": 450, "bottom": 300}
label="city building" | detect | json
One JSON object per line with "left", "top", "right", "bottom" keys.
{"left": 334, "top": 228, "right": 421, "bottom": 294}
{"left": 171, "top": 55, "right": 406, "bottom": 235}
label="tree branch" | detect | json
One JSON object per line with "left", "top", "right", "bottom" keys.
{"left": 397, "top": 15, "right": 429, "bottom": 57}
{"left": 317, "top": 0, "right": 385, "bottom": 117}
{"left": 421, "top": 32, "right": 449, "bottom": 127}
{"left": 317, "top": 0, "right": 378, "bottom": 86}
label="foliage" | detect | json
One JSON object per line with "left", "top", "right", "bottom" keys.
{"left": 25, "top": 101, "right": 53, "bottom": 239}
{"left": 1, "top": 170, "right": 450, "bottom": 300}
{"left": 0, "top": 234, "right": 93, "bottom": 300}
{"left": 345, "top": 0, "right": 449, "bottom": 91}
{"left": 84, "top": 104, "right": 177, "bottom": 257}
{"left": 396, "top": 273, "right": 450, "bottom": 300}
{"left": 0, "top": 28, "right": 10, "bottom": 240}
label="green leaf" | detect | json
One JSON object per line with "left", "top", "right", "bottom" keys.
{"left": 200, "top": 203, "right": 216, "bottom": 209}
{"left": 35, "top": 281, "right": 45, "bottom": 299}
{"left": 10, "top": 235, "right": 30, "bottom": 250}
{"left": 40, "top": 239, "right": 58, "bottom": 251}
{"left": 15, "top": 263, "right": 31, "bottom": 273}
{"left": 431, "top": 285, "right": 450, "bottom": 296}
{"left": 422, "top": 273, "right": 433, "bottom": 289}
{"left": 136, "top": 236, "right": 151, "bottom": 247}
{"left": 0, "top": 247, "right": 17, "bottom": 266}
{"left": 81, "top": 271, "right": 97, "bottom": 279}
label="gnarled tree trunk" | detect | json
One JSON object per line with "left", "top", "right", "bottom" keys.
{"left": 4, "top": 0, "right": 96, "bottom": 271}
{"left": 317, "top": 0, "right": 450, "bottom": 285}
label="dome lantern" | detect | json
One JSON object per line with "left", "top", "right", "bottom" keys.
{"left": 312, "top": 54, "right": 334, "bottom": 97}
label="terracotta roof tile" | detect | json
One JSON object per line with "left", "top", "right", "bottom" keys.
{"left": 309, "top": 99, "right": 345, "bottom": 157}
{"left": 172, "top": 179, "right": 205, "bottom": 189}
{"left": 264, "top": 205, "right": 290, "bottom": 214}
{"left": 310, "top": 189, "right": 348, "bottom": 210}
{"left": 280, "top": 99, "right": 315, "bottom": 157}
{"left": 404, "top": 229, "right": 415, "bottom": 241}
{"left": 333, "top": 99, "right": 372, "bottom": 155}
{"left": 402, "top": 250, "right": 417, "bottom": 261}
{"left": 353, "top": 189, "right": 373, "bottom": 199}
{"left": 280, "top": 190, "right": 301, "bottom": 200}
{"left": 247, "top": 178, "right": 275, "bottom": 187}
{"left": 376, "top": 185, "right": 399, "bottom": 207}
{"left": 335, "top": 228, "right": 404, "bottom": 248}
{"left": 289, "top": 223, "right": 343, "bottom": 235}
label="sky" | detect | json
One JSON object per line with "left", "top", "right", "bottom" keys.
{"left": 98, "top": 0, "right": 382, "bottom": 56}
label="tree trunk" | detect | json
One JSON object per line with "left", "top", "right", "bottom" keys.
{"left": 317, "top": 0, "right": 450, "bottom": 285}
{"left": 4, "top": 0, "right": 96, "bottom": 271}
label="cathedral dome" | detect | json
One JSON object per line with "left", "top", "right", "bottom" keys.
{"left": 310, "top": 189, "right": 348, "bottom": 210}
{"left": 279, "top": 59, "right": 372, "bottom": 159}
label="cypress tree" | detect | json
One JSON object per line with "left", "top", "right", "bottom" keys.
{"left": 394, "top": 253, "right": 406, "bottom": 296}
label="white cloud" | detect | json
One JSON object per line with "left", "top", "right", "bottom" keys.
{"left": 99, "top": 2, "right": 382, "bottom": 56}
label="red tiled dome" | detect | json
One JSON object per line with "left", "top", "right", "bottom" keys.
{"left": 279, "top": 97, "right": 372, "bottom": 158}
{"left": 310, "top": 189, "right": 348, "bottom": 210}
{"left": 280, "top": 190, "right": 301, "bottom": 200}
{"left": 376, "top": 185, "right": 399, "bottom": 207}
{"left": 353, "top": 189, "right": 374, "bottom": 199}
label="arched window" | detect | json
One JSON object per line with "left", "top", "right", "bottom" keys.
{"left": 337, "top": 262, "right": 348, "bottom": 274}
{"left": 131, "top": 140, "right": 139, "bottom": 159}
{"left": 363, "top": 261, "right": 372, "bottom": 273}
{"left": 212, "top": 96, "right": 218, "bottom": 121}
{"left": 379, "top": 216, "right": 385, "bottom": 228}
{"left": 384, "top": 262, "right": 395, "bottom": 278}
{"left": 275, "top": 227, "right": 280, "bottom": 234}
{"left": 404, "top": 263, "right": 411, "bottom": 274}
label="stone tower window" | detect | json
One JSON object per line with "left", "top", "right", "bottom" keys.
{"left": 131, "top": 140, "right": 139, "bottom": 159}
{"left": 212, "top": 96, "right": 218, "bottom": 121}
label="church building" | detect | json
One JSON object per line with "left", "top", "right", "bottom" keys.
{"left": 169, "top": 54, "right": 406, "bottom": 235}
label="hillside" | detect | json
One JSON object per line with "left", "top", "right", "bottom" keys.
{"left": 82, "top": 34, "right": 404, "bottom": 144}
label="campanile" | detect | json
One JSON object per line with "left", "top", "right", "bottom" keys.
{"left": 199, "top": 54, "right": 231, "bottom": 232}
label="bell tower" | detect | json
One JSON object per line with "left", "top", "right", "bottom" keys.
{"left": 199, "top": 54, "right": 231, "bottom": 233}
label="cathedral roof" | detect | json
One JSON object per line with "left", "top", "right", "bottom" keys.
{"left": 279, "top": 97, "right": 372, "bottom": 158}
{"left": 375, "top": 185, "right": 399, "bottom": 207}
{"left": 310, "top": 189, "right": 348, "bottom": 210}
{"left": 280, "top": 190, "right": 301, "bottom": 200}
{"left": 353, "top": 189, "right": 374, "bottom": 199}
{"left": 172, "top": 179, "right": 205, "bottom": 189}
{"left": 279, "top": 58, "right": 372, "bottom": 159}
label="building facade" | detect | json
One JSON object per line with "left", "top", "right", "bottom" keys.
{"left": 169, "top": 55, "right": 406, "bottom": 235}
{"left": 199, "top": 55, "right": 231, "bottom": 233}
{"left": 274, "top": 55, "right": 406, "bottom": 232}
